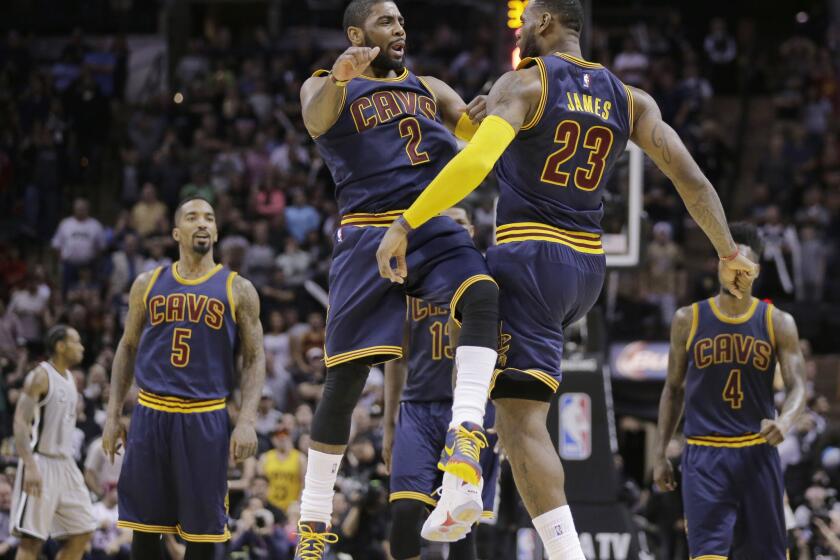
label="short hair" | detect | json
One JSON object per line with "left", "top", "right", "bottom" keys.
{"left": 343, "top": 0, "right": 388, "bottom": 30}
{"left": 534, "top": 0, "right": 584, "bottom": 33}
{"left": 174, "top": 196, "right": 214, "bottom": 223}
{"left": 730, "top": 222, "right": 764, "bottom": 257}
{"left": 44, "top": 324, "right": 71, "bottom": 356}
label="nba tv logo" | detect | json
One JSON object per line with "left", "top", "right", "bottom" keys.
{"left": 559, "top": 393, "right": 591, "bottom": 460}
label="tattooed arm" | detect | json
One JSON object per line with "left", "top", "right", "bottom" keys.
{"left": 230, "top": 275, "right": 266, "bottom": 463}
{"left": 103, "top": 271, "right": 154, "bottom": 463}
{"left": 14, "top": 366, "right": 49, "bottom": 497}
{"left": 629, "top": 87, "right": 757, "bottom": 297}
{"left": 652, "top": 305, "right": 692, "bottom": 491}
{"left": 759, "top": 308, "right": 806, "bottom": 445}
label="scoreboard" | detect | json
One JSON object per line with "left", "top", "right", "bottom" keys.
{"left": 506, "top": 0, "right": 527, "bottom": 68}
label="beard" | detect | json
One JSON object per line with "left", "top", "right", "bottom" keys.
{"left": 364, "top": 34, "right": 405, "bottom": 73}
{"left": 192, "top": 240, "right": 212, "bottom": 255}
{"left": 519, "top": 31, "right": 539, "bottom": 60}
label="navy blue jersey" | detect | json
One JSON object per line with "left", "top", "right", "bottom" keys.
{"left": 312, "top": 69, "right": 458, "bottom": 215}
{"left": 684, "top": 298, "right": 778, "bottom": 437}
{"left": 495, "top": 53, "right": 633, "bottom": 235}
{"left": 402, "top": 298, "right": 453, "bottom": 403}
{"left": 136, "top": 264, "right": 238, "bottom": 400}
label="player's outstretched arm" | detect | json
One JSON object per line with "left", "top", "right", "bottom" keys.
{"left": 652, "top": 305, "right": 692, "bottom": 491}
{"left": 300, "top": 46, "right": 380, "bottom": 137}
{"left": 14, "top": 366, "right": 48, "bottom": 497}
{"left": 760, "top": 309, "right": 806, "bottom": 446}
{"left": 230, "top": 275, "right": 266, "bottom": 463}
{"left": 376, "top": 68, "right": 541, "bottom": 283}
{"left": 103, "top": 271, "right": 154, "bottom": 463}
{"left": 629, "top": 86, "right": 757, "bottom": 298}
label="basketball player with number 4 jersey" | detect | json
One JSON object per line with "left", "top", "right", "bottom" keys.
{"left": 11, "top": 325, "right": 96, "bottom": 560}
{"left": 654, "top": 223, "right": 806, "bottom": 560}
{"left": 102, "top": 197, "right": 266, "bottom": 560}
{"left": 377, "top": 1, "right": 757, "bottom": 557}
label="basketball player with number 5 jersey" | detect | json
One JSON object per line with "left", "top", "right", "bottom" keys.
{"left": 654, "top": 223, "right": 806, "bottom": 559}
{"left": 102, "top": 197, "right": 266, "bottom": 560}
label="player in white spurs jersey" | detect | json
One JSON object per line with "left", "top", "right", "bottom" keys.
{"left": 11, "top": 325, "right": 96, "bottom": 560}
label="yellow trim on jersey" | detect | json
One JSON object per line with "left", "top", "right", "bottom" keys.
{"left": 766, "top": 303, "right": 776, "bottom": 351}
{"left": 521, "top": 57, "right": 548, "bottom": 131}
{"left": 176, "top": 524, "right": 231, "bottom": 542}
{"left": 226, "top": 272, "right": 238, "bottom": 323}
{"left": 323, "top": 345, "right": 403, "bottom": 368}
{"left": 358, "top": 68, "right": 410, "bottom": 82}
{"left": 686, "top": 303, "right": 699, "bottom": 351}
{"left": 691, "top": 556, "right": 728, "bottom": 560}
{"left": 554, "top": 52, "right": 604, "bottom": 69}
{"left": 708, "top": 297, "right": 759, "bottom": 324}
{"left": 172, "top": 263, "right": 223, "bottom": 286}
{"left": 624, "top": 84, "right": 635, "bottom": 135}
{"left": 416, "top": 76, "right": 437, "bottom": 104}
{"left": 138, "top": 390, "right": 226, "bottom": 414}
{"left": 481, "top": 511, "right": 496, "bottom": 520}
{"left": 495, "top": 222, "right": 604, "bottom": 255}
{"left": 389, "top": 491, "right": 438, "bottom": 507}
{"left": 117, "top": 521, "right": 178, "bottom": 534}
{"left": 490, "top": 367, "right": 560, "bottom": 394}
{"left": 339, "top": 210, "right": 406, "bottom": 228}
{"left": 687, "top": 433, "right": 767, "bottom": 448}
{"left": 450, "top": 275, "right": 498, "bottom": 325}
{"left": 142, "top": 266, "right": 163, "bottom": 308}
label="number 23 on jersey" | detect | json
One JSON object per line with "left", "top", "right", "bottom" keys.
{"left": 540, "top": 120, "right": 614, "bottom": 191}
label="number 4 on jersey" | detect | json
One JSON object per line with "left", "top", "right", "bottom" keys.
{"left": 723, "top": 368, "right": 744, "bottom": 409}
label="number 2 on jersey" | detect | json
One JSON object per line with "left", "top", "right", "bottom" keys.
{"left": 540, "top": 120, "right": 614, "bottom": 191}
{"left": 171, "top": 328, "right": 192, "bottom": 368}
{"left": 723, "top": 368, "right": 744, "bottom": 409}
{"left": 399, "top": 117, "right": 430, "bottom": 165}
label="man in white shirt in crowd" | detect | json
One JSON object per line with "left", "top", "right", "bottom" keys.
{"left": 50, "top": 198, "right": 105, "bottom": 294}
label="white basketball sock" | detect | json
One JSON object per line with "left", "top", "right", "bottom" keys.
{"left": 299, "top": 449, "right": 342, "bottom": 525}
{"left": 533, "top": 505, "right": 586, "bottom": 560}
{"left": 449, "top": 345, "right": 497, "bottom": 428}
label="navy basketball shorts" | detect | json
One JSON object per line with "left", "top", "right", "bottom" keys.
{"left": 325, "top": 213, "right": 493, "bottom": 368}
{"left": 486, "top": 236, "right": 605, "bottom": 401}
{"left": 117, "top": 391, "right": 231, "bottom": 542}
{"left": 682, "top": 438, "right": 787, "bottom": 559}
{"left": 390, "top": 401, "right": 499, "bottom": 519}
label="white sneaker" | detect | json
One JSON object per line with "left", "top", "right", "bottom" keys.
{"left": 421, "top": 472, "right": 483, "bottom": 542}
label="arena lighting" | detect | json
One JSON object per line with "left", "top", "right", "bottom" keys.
{"left": 174, "top": 92, "right": 184, "bottom": 104}
{"left": 507, "top": 1, "right": 527, "bottom": 68}
{"left": 796, "top": 11, "right": 809, "bottom": 23}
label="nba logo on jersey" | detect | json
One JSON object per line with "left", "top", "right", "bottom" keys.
{"left": 583, "top": 73, "right": 590, "bottom": 88}
{"left": 559, "top": 393, "right": 591, "bottom": 460}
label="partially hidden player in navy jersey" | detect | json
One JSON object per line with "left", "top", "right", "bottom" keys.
{"left": 102, "top": 198, "right": 266, "bottom": 560}
{"left": 654, "top": 223, "right": 806, "bottom": 560}
{"left": 376, "top": 1, "right": 758, "bottom": 556}
{"left": 383, "top": 209, "right": 501, "bottom": 558}
{"left": 295, "top": 2, "right": 501, "bottom": 557}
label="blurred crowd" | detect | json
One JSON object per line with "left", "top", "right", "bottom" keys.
{"left": 0, "top": 4, "right": 838, "bottom": 559}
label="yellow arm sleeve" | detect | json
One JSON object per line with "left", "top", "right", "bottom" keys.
{"left": 403, "top": 115, "right": 517, "bottom": 228}
{"left": 454, "top": 113, "right": 479, "bottom": 141}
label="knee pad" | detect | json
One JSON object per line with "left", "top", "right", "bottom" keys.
{"left": 454, "top": 280, "right": 499, "bottom": 350}
{"left": 389, "top": 499, "right": 426, "bottom": 559}
{"left": 310, "top": 361, "right": 370, "bottom": 445}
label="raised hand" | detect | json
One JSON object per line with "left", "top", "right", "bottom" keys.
{"left": 332, "top": 46, "right": 381, "bottom": 82}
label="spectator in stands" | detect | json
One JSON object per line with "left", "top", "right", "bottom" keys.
{"left": 284, "top": 189, "right": 320, "bottom": 244}
{"left": 258, "top": 425, "right": 306, "bottom": 514}
{"left": 613, "top": 36, "right": 649, "bottom": 87}
{"left": 758, "top": 205, "right": 801, "bottom": 299}
{"left": 7, "top": 275, "right": 51, "bottom": 344}
{"left": 0, "top": 478, "right": 17, "bottom": 559}
{"left": 130, "top": 183, "right": 168, "bottom": 238}
{"left": 275, "top": 237, "right": 311, "bottom": 287}
{"left": 107, "top": 233, "right": 143, "bottom": 303}
{"left": 51, "top": 197, "right": 105, "bottom": 292}
{"left": 89, "top": 484, "right": 130, "bottom": 560}
{"left": 255, "top": 389, "right": 283, "bottom": 438}
{"left": 0, "top": 300, "right": 24, "bottom": 365}
{"left": 643, "top": 222, "right": 685, "bottom": 330}
{"left": 243, "top": 220, "right": 276, "bottom": 290}
{"left": 703, "top": 17, "right": 737, "bottom": 92}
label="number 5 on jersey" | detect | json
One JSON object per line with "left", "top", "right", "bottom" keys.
{"left": 171, "top": 328, "right": 192, "bottom": 368}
